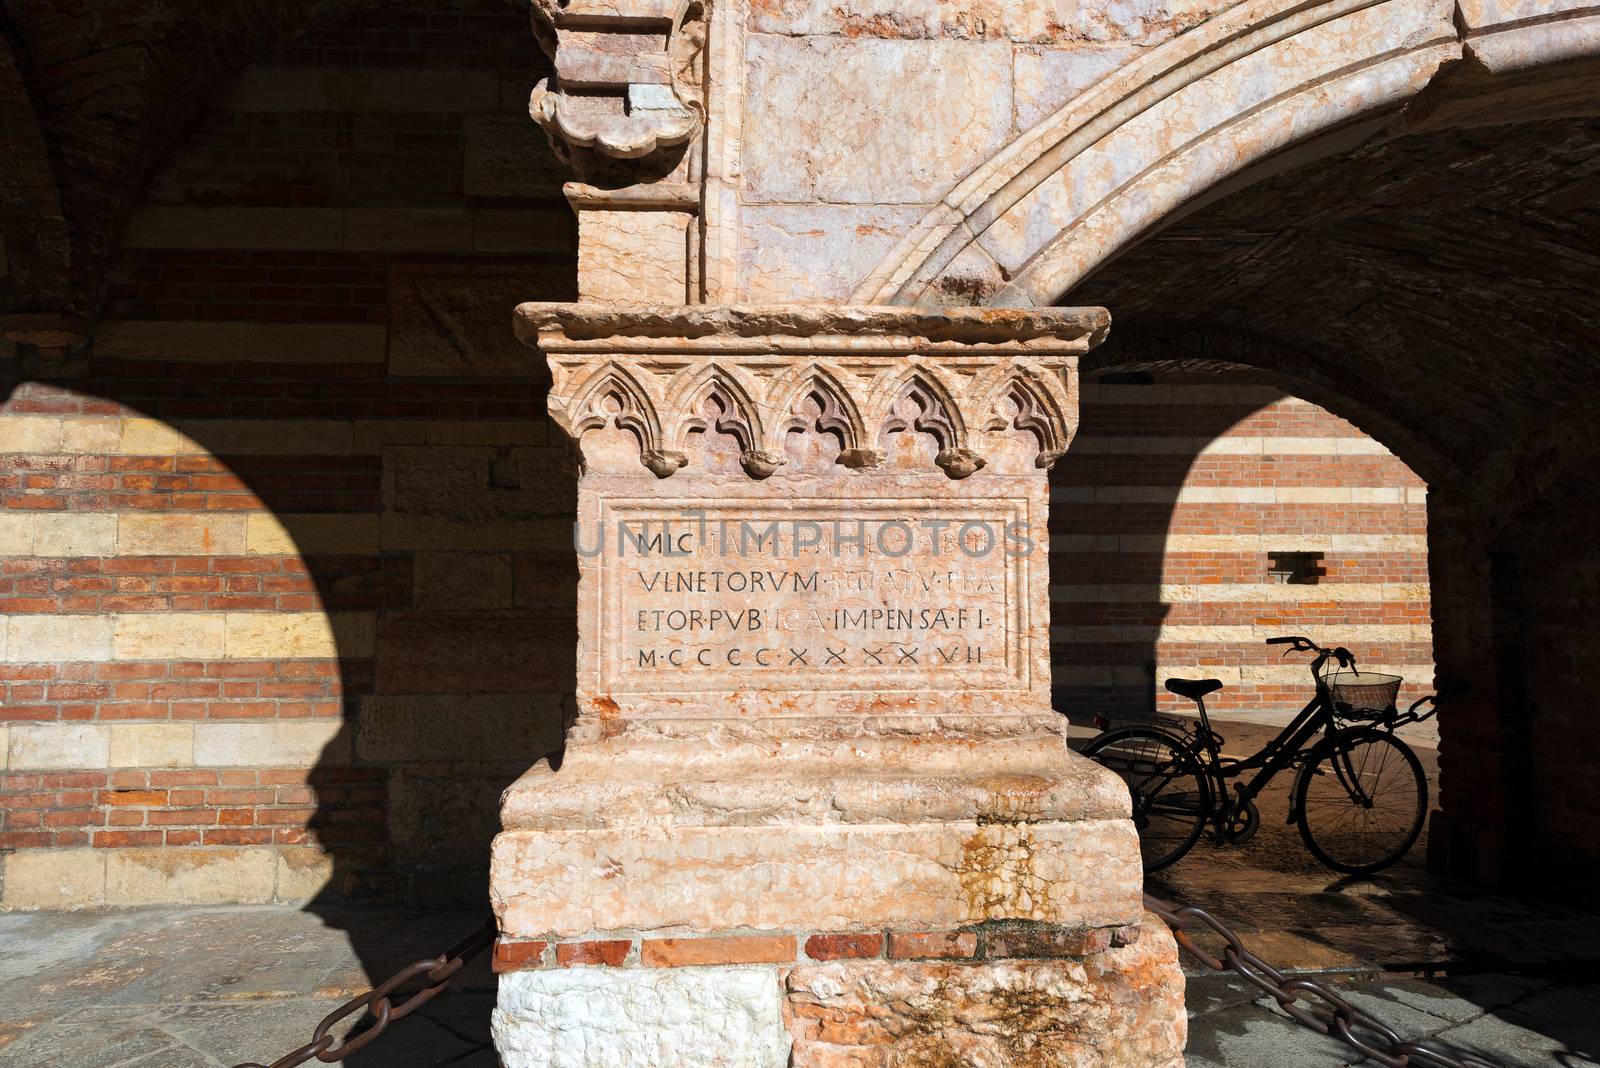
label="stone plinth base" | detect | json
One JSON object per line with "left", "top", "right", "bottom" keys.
{"left": 491, "top": 925, "right": 1185, "bottom": 1068}
{"left": 489, "top": 723, "right": 1185, "bottom": 1067}
{"left": 491, "top": 304, "right": 1184, "bottom": 1065}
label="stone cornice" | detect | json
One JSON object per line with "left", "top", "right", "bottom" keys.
{"left": 518, "top": 303, "right": 1107, "bottom": 480}
{"left": 515, "top": 303, "right": 1110, "bottom": 353}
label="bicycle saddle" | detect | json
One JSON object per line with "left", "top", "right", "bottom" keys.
{"left": 1165, "top": 677, "right": 1224, "bottom": 700}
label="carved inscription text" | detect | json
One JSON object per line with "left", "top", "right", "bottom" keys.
{"left": 596, "top": 499, "right": 1034, "bottom": 696}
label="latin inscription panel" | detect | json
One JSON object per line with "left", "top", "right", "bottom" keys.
{"left": 596, "top": 498, "right": 1035, "bottom": 696}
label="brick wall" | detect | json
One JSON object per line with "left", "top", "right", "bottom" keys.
{"left": 0, "top": 0, "right": 578, "bottom": 908}
{"left": 0, "top": 1, "right": 1432, "bottom": 908}
{"left": 1052, "top": 380, "right": 1434, "bottom": 725}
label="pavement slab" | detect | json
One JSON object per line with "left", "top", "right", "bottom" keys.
{"left": 1, "top": 718, "right": 1597, "bottom": 1066}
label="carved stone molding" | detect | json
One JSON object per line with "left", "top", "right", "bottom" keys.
{"left": 516, "top": 303, "right": 1108, "bottom": 480}
{"left": 528, "top": 0, "right": 706, "bottom": 180}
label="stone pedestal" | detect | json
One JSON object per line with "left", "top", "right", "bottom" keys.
{"left": 489, "top": 304, "right": 1186, "bottom": 1067}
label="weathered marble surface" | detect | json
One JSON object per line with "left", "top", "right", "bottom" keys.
{"left": 785, "top": 928, "right": 1187, "bottom": 1068}
{"left": 490, "top": 304, "right": 1182, "bottom": 1065}
{"left": 495, "top": 965, "right": 790, "bottom": 1068}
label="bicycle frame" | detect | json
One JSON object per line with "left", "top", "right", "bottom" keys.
{"left": 1180, "top": 643, "right": 1348, "bottom": 833}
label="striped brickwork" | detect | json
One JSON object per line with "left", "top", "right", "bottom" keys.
{"left": 0, "top": 3, "right": 1430, "bottom": 908}
{"left": 1051, "top": 383, "right": 1433, "bottom": 722}
{"left": 0, "top": 1, "right": 576, "bottom": 908}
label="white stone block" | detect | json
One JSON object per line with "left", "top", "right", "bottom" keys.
{"left": 2, "top": 850, "right": 107, "bottom": 909}
{"left": 493, "top": 966, "right": 789, "bottom": 1068}
{"left": 7, "top": 616, "right": 114, "bottom": 662}
{"left": 33, "top": 513, "right": 117, "bottom": 556}
{"left": 193, "top": 721, "right": 351, "bottom": 766}
{"left": 0, "top": 514, "right": 31, "bottom": 555}
{"left": 9, "top": 724, "right": 111, "bottom": 770}
{"left": 108, "top": 724, "right": 195, "bottom": 768}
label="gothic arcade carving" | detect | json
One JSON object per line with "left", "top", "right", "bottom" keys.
{"left": 517, "top": 303, "right": 1103, "bottom": 480}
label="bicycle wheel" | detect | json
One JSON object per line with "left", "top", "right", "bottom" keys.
{"left": 1294, "top": 729, "right": 1426, "bottom": 875}
{"left": 1083, "top": 726, "right": 1211, "bottom": 873}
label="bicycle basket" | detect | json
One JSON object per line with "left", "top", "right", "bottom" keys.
{"left": 1325, "top": 671, "right": 1403, "bottom": 717}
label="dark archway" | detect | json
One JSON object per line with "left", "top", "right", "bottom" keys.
{"left": 1067, "top": 115, "right": 1600, "bottom": 900}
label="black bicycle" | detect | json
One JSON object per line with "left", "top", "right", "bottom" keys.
{"left": 1083, "top": 635, "right": 1462, "bottom": 876}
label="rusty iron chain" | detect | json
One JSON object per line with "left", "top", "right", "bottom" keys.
{"left": 1145, "top": 892, "right": 1501, "bottom": 1068}
{"left": 232, "top": 914, "right": 497, "bottom": 1068}
{"left": 233, "top": 896, "right": 1496, "bottom": 1066}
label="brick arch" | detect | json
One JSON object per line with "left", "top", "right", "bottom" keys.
{"left": 853, "top": 0, "right": 1600, "bottom": 311}
{"left": 1, "top": 0, "right": 449, "bottom": 318}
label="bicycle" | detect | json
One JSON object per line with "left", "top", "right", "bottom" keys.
{"left": 1082, "top": 635, "right": 1463, "bottom": 876}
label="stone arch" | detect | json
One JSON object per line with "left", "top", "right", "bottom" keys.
{"left": 854, "top": 0, "right": 1600, "bottom": 310}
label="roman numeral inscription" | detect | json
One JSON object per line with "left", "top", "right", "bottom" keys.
{"left": 596, "top": 500, "right": 1034, "bottom": 695}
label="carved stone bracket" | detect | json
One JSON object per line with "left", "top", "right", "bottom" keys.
{"left": 529, "top": 0, "right": 706, "bottom": 180}
{"left": 516, "top": 303, "right": 1109, "bottom": 480}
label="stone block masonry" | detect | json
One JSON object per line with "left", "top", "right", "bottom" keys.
{"left": 491, "top": 918, "right": 1183, "bottom": 1068}
{"left": 486, "top": 302, "right": 1187, "bottom": 1065}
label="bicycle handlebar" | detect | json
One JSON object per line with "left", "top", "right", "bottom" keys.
{"left": 1265, "top": 636, "right": 1354, "bottom": 668}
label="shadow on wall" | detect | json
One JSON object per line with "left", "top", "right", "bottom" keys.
{"left": 1050, "top": 370, "right": 1434, "bottom": 727}
{"left": 0, "top": 315, "right": 578, "bottom": 1058}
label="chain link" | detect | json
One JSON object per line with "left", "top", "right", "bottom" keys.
{"left": 234, "top": 898, "right": 1497, "bottom": 1067}
{"left": 1145, "top": 892, "right": 1501, "bottom": 1068}
{"left": 231, "top": 914, "right": 497, "bottom": 1068}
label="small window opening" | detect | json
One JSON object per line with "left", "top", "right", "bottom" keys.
{"left": 1268, "top": 551, "right": 1325, "bottom": 585}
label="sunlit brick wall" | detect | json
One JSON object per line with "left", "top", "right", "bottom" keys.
{"left": 1051, "top": 380, "right": 1433, "bottom": 723}
{"left": 0, "top": 0, "right": 578, "bottom": 908}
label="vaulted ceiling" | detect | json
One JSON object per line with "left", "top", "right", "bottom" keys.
{"left": 1070, "top": 116, "right": 1600, "bottom": 503}
{"left": 0, "top": 0, "right": 472, "bottom": 316}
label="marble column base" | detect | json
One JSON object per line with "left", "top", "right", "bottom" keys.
{"left": 492, "top": 933, "right": 1187, "bottom": 1068}
{"left": 489, "top": 721, "right": 1186, "bottom": 1067}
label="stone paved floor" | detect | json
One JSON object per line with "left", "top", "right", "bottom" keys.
{"left": 1, "top": 903, "right": 1596, "bottom": 1067}
{"left": 3, "top": 717, "right": 1598, "bottom": 1067}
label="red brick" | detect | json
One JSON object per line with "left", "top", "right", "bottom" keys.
{"left": 94, "top": 830, "right": 163, "bottom": 848}
{"left": 104, "top": 789, "right": 166, "bottom": 806}
{"left": 150, "top": 770, "right": 216, "bottom": 787}
{"left": 204, "top": 828, "right": 273, "bottom": 846}
{"left": 804, "top": 933, "right": 884, "bottom": 961}
{"left": 492, "top": 940, "right": 548, "bottom": 973}
{"left": 983, "top": 925, "right": 1112, "bottom": 960}
{"left": 555, "top": 941, "right": 632, "bottom": 967}
{"left": 642, "top": 935, "right": 796, "bottom": 968}
{"left": 887, "top": 930, "right": 978, "bottom": 961}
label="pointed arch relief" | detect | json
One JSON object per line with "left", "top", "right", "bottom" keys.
{"left": 973, "top": 366, "right": 1080, "bottom": 473}
{"left": 874, "top": 369, "right": 985, "bottom": 481}
{"left": 526, "top": 302, "right": 1106, "bottom": 482}
{"left": 549, "top": 364, "right": 682, "bottom": 478}
{"left": 666, "top": 366, "right": 783, "bottom": 479}
{"left": 767, "top": 364, "right": 877, "bottom": 472}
